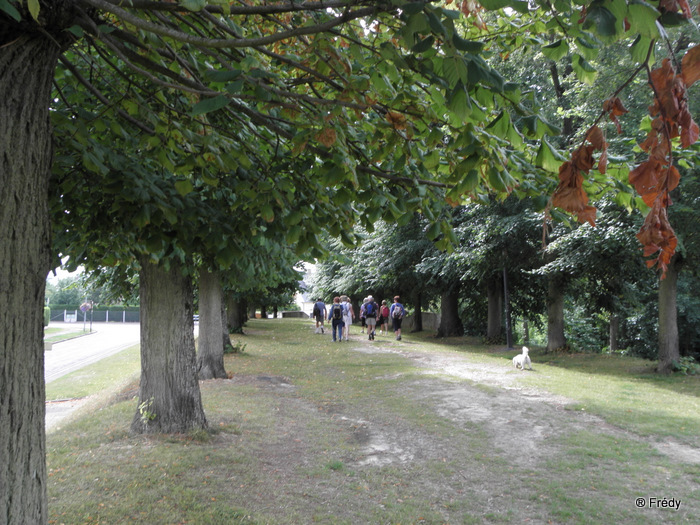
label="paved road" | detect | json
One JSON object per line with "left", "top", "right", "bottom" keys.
{"left": 45, "top": 322, "right": 141, "bottom": 431}
{"left": 45, "top": 322, "right": 199, "bottom": 431}
{"left": 45, "top": 322, "right": 141, "bottom": 384}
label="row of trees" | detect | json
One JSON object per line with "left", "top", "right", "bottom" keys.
{"left": 310, "top": 188, "right": 699, "bottom": 363}
{"left": 1, "top": 1, "right": 698, "bottom": 522}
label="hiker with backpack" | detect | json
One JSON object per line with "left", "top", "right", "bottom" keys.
{"left": 312, "top": 298, "right": 326, "bottom": 334}
{"left": 378, "top": 300, "right": 390, "bottom": 335}
{"left": 327, "top": 296, "right": 345, "bottom": 342}
{"left": 364, "top": 295, "right": 378, "bottom": 340}
{"left": 389, "top": 296, "right": 405, "bottom": 341}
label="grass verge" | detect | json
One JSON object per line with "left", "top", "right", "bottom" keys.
{"left": 47, "top": 319, "right": 700, "bottom": 524}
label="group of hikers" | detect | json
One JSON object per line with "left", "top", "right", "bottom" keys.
{"left": 312, "top": 295, "right": 405, "bottom": 342}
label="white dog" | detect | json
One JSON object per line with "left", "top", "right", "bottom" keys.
{"left": 512, "top": 346, "right": 532, "bottom": 371}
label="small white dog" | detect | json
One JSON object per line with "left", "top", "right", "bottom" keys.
{"left": 512, "top": 346, "right": 532, "bottom": 371}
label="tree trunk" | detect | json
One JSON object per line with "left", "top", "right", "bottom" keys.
{"left": 410, "top": 292, "right": 423, "bottom": 332}
{"left": 436, "top": 287, "right": 463, "bottom": 338}
{"left": 249, "top": 304, "right": 257, "bottom": 319}
{"left": 196, "top": 268, "right": 228, "bottom": 380}
{"left": 486, "top": 275, "right": 503, "bottom": 341}
{"left": 523, "top": 319, "right": 530, "bottom": 345}
{"left": 226, "top": 294, "right": 245, "bottom": 333}
{"left": 132, "top": 258, "right": 207, "bottom": 434}
{"left": 221, "top": 299, "right": 233, "bottom": 353}
{"left": 260, "top": 305, "right": 268, "bottom": 319}
{"left": 1, "top": 32, "right": 63, "bottom": 524}
{"left": 658, "top": 255, "right": 682, "bottom": 374}
{"left": 546, "top": 275, "right": 567, "bottom": 352}
{"left": 609, "top": 314, "right": 619, "bottom": 353}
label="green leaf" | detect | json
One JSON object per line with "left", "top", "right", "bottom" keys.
{"left": 180, "top": 0, "right": 207, "bottom": 12}
{"left": 479, "top": 0, "right": 515, "bottom": 10}
{"left": 627, "top": 0, "right": 660, "bottom": 38}
{"left": 206, "top": 69, "right": 243, "bottom": 83}
{"left": 0, "top": 0, "right": 21, "bottom": 21}
{"left": 535, "top": 138, "right": 564, "bottom": 172}
{"left": 572, "top": 54, "right": 597, "bottom": 85}
{"left": 452, "top": 35, "right": 485, "bottom": 53}
{"left": 27, "top": 0, "right": 40, "bottom": 21}
{"left": 174, "top": 180, "right": 194, "bottom": 197}
{"left": 412, "top": 35, "right": 435, "bottom": 54}
{"left": 190, "top": 95, "right": 230, "bottom": 116}
{"left": 260, "top": 204, "right": 274, "bottom": 223}
{"left": 447, "top": 85, "right": 471, "bottom": 123}
{"left": 400, "top": 2, "right": 425, "bottom": 16}
{"left": 459, "top": 169, "right": 480, "bottom": 194}
{"left": 575, "top": 36, "right": 599, "bottom": 61}
{"left": 426, "top": 221, "right": 441, "bottom": 240}
{"left": 630, "top": 35, "right": 655, "bottom": 65}
{"left": 542, "top": 40, "right": 570, "bottom": 61}
{"left": 582, "top": 4, "right": 618, "bottom": 37}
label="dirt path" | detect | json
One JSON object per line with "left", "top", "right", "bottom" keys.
{"left": 353, "top": 341, "right": 700, "bottom": 467}
{"left": 221, "top": 336, "right": 699, "bottom": 524}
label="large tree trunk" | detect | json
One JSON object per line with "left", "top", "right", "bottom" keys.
{"left": 1, "top": 31, "right": 63, "bottom": 524}
{"left": 546, "top": 275, "right": 567, "bottom": 352}
{"left": 132, "top": 258, "right": 207, "bottom": 434}
{"left": 486, "top": 275, "right": 503, "bottom": 341}
{"left": 226, "top": 294, "right": 245, "bottom": 333}
{"left": 196, "top": 268, "right": 228, "bottom": 380}
{"left": 658, "top": 255, "right": 682, "bottom": 374}
{"left": 436, "top": 287, "right": 463, "bottom": 338}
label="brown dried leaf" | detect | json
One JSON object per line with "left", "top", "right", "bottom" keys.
{"left": 681, "top": 45, "right": 700, "bottom": 87}
{"left": 577, "top": 205, "right": 597, "bottom": 227}
{"left": 316, "top": 128, "right": 337, "bottom": 148}
{"left": 586, "top": 125, "right": 605, "bottom": 150}
{"left": 629, "top": 158, "right": 662, "bottom": 195}
{"left": 597, "top": 149, "right": 608, "bottom": 174}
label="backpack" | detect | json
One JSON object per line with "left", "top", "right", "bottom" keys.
{"left": 381, "top": 306, "right": 390, "bottom": 318}
{"left": 312, "top": 304, "right": 319, "bottom": 317}
{"left": 331, "top": 303, "right": 343, "bottom": 320}
{"left": 365, "top": 301, "right": 376, "bottom": 317}
{"left": 392, "top": 304, "right": 403, "bottom": 319}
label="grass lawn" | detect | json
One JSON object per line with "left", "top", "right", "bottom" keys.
{"left": 46, "top": 318, "right": 700, "bottom": 524}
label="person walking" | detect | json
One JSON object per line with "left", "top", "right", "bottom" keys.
{"left": 379, "top": 300, "right": 390, "bottom": 335}
{"left": 360, "top": 297, "right": 368, "bottom": 333}
{"left": 340, "top": 295, "right": 354, "bottom": 341}
{"left": 364, "top": 295, "right": 378, "bottom": 340}
{"left": 313, "top": 298, "right": 326, "bottom": 334}
{"left": 328, "top": 296, "right": 345, "bottom": 342}
{"left": 389, "top": 296, "right": 405, "bottom": 341}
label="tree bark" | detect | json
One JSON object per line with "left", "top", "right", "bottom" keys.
{"left": 196, "top": 268, "right": 228, "bottom": 380}
{"left": 226, "top": 294, "right": 245, "bottom": 333}
{"left": 609, "top": 314, "right": 619, "bottom": 353}
{"left": 486, "top": 275, "right": 503, "bottom": 341}
{"left": 546, "top": 275, "right": 567, "bottom": 352}
{"left": 436, "top": 287, "right": 464, "bottom": 338}
{"left": 411, "top": 292, "right": 423, "bottom": 332}
{"left": 1, "top": 32, "right": 63, "bottom": 524}
{"left": 221, "top": 299, "right": 233, "bottom": 353}
{"left": 132, "top": 258, "right": 207, "bottom": 434}
{"left": 658, "top": 255, "right": 682, "bottom": 374}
